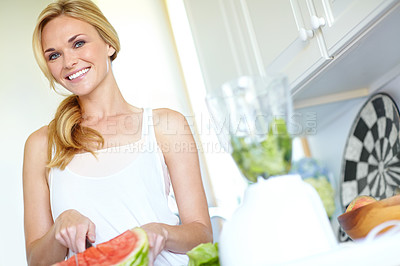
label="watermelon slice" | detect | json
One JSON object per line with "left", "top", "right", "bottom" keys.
{"left": 83, "top": 246, "right": 108, "bottom": 265}
{"left": 54, "top": 227, "right": 149, "bottom": 266}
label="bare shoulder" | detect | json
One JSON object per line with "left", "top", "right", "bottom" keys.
{"left": 25, "top": 126, "right": 49, "bottom": 152}
{"left": 152, "top": 108, "right": 194, "bottom": 147}
{"left": 153, "top": 108, "right": 185, "bottom": 122}
{"left": 152, "top": 108, "right": 190, "bottom": 134}
{"left": 24, "top": 126, "right": 49, "bottom": 171}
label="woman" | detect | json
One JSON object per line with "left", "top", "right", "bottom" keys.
{"left": 23, "top": 0, "right": 212, "bottom": 265}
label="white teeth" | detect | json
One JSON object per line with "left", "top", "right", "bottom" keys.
{"left": 68, "top": 68, "right": 89, "bottom": 80}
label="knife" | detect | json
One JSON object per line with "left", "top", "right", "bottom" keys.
{"left": 86, "top": 237, "right": 95, "bottom": 249}
{"left": 73, "top": 238, "right": 94, "bottom": 266}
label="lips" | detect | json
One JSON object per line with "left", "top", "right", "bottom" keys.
{"left": 65, "top": 67, "right": 90, "bottom": 80}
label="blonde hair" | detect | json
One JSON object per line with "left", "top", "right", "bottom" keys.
{"left": 32, "top": 0, "right": 120, "bottom": 169}
{"left": 47, "top": 95, "right": 104, "bottom": 169}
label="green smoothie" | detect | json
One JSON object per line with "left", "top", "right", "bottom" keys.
{"left": 231, "top": 118, "right": 292, "bottom": 182}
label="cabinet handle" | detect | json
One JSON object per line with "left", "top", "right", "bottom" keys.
{"left": 299, "top": 27, "right": 314, "bottom": 41}
{"left": 311, "top": 15, "right": 326, "bottom": 30}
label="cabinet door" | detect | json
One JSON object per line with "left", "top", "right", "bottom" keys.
{"left": 183, "top": 0, "right": 242, "bottom": 93}
{"left": 183, "top": 0, "right": 331, "bottom": 91}
{"left": 312, "top": 0, "right": 399, "bottom": 56}
{"left": 244, "top": 0, "right": 330, "bottom": 89}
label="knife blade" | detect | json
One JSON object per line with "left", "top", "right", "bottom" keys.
{"left": 86, "top": 237, "right": 94, "bottom": 249}
{"left": 74, "top": 238, "right": 92, "bottom": 266}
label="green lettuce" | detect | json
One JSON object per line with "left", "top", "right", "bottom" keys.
{"left": 187, "top": 242, "right": 220, "bottom": 266}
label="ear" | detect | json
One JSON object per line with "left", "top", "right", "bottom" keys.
{"left": 107, "top": 44, "right": 116, "bottom": 57}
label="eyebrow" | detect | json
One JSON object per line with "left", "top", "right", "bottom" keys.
{"left": 43, "top": 34, "right": 84, "bottom": 54}
{"left": 68, "top": 34, "right": 83, "bottom": 43}
{"left": 44, "top": 47, "right": 55, "bottom": 54}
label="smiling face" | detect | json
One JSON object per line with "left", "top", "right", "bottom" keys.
{"left": 41, "top": 15, "right": 116, "bottom": 96}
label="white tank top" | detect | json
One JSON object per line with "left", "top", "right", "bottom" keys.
{"left": 49, "top": 108, "right": 189, "bottom": 265}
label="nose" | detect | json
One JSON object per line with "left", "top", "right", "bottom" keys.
{"left": 63, "top": 50, "right": 78, "bottom": 69}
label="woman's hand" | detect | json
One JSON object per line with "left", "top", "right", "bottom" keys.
{"left": 141, "top": 223, "right": 168, "bottom": 266}
{"left": 53, "top": 209, "right": 96, "bottom": 254}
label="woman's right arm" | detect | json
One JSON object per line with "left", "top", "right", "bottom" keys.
{"left": 24, "top": 127, "right": 97, "bottom": 266}
{"left": 22, "top": 127, "right": 96, "bottom": 265}
{"left": 23, "top": 126, "right": 68, "bottom": 265}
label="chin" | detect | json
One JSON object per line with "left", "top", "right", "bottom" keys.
{"left": 73, "top": 89, "right": 96, "bottom": 97}
{"left": 61, "top": 84, "right": 96, "bottom": 96}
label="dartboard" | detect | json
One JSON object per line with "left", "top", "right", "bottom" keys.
{"left": 341, "top": 93, "right": 400, "bottom": 210}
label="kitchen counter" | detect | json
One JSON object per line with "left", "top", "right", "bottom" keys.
{"left": 286, "top": 231, "right": 400, "bottom": 266}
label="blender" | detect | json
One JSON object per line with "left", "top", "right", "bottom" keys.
{"left": 206, "top": 75, "right": 292, "bottom": 183}
{"left": 206, "top": 75, "right": 337, "bottom": 265}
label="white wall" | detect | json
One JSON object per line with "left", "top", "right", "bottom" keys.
{"left": 96, "top": 0, "right": 191, "bottom": 113}
{"left": 0, "top": 0, "right": 197, "bottom": 265}
{"left": 0, "top": 1, "right": 63, "bottom": 265}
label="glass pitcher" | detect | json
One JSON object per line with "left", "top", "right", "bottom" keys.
{"left": 206, "top": 75, "right": 293, "bottom": 182}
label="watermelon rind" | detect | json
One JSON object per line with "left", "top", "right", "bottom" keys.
{"left": 131, "top": 238, "right": 149, "bottom": 266}
{"left": 116, "top": 242, "right": 149, "bottom": 266}
{"left": 115, "top": 227, "right": 149, "bottom": 266}
{"left": 131, "top": 245, "right": 149, "bottom": 266}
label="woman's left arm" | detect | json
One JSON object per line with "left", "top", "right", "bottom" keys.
{"left": 143, "top": 108, "right": 213, "bottom": 255}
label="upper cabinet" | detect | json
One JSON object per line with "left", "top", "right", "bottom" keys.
{"left": 182, "top": 0, "right": 400, "bottom": 104}
{"left": 244, "top": 0, "right": 331, "bottom": 91}
{"left": 183, "top": 0, "right": 331, "bottom": 92}
{"left": 312, "top": 0, "right": 398, "bottom": 56}
{"left": 181, "top": 0, "right": 241, "bottom": 94}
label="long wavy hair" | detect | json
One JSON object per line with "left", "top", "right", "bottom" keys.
{"left": 32, "top": 0, "right": 121, "bottom": 169}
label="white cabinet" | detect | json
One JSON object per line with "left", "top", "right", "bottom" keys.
{"left": 292, "top": 0, "right": 400, "bottom": 105}
{"left": 182, "top": 0, "right": 400, "bottom": 101}
{"left": 243, "top": 0, "right": 399, "bottom": 91}
{"left": 183, "top": 0, "right": 331, "bottom": 92}
{"left": 312, "top": 0, "right": 398, "bottom": 56}
{"left": 244, "top": 0, "right": 331, "bottom": 91}
{"left": 181, "top": 0, "right": 241, "bottom": 93}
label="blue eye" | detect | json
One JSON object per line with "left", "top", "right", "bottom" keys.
{"left": 74, "top": 40, "right": 85, "bottom": 48}
{"left": 49, "top": 53, "right": 60, "bottom": 61}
